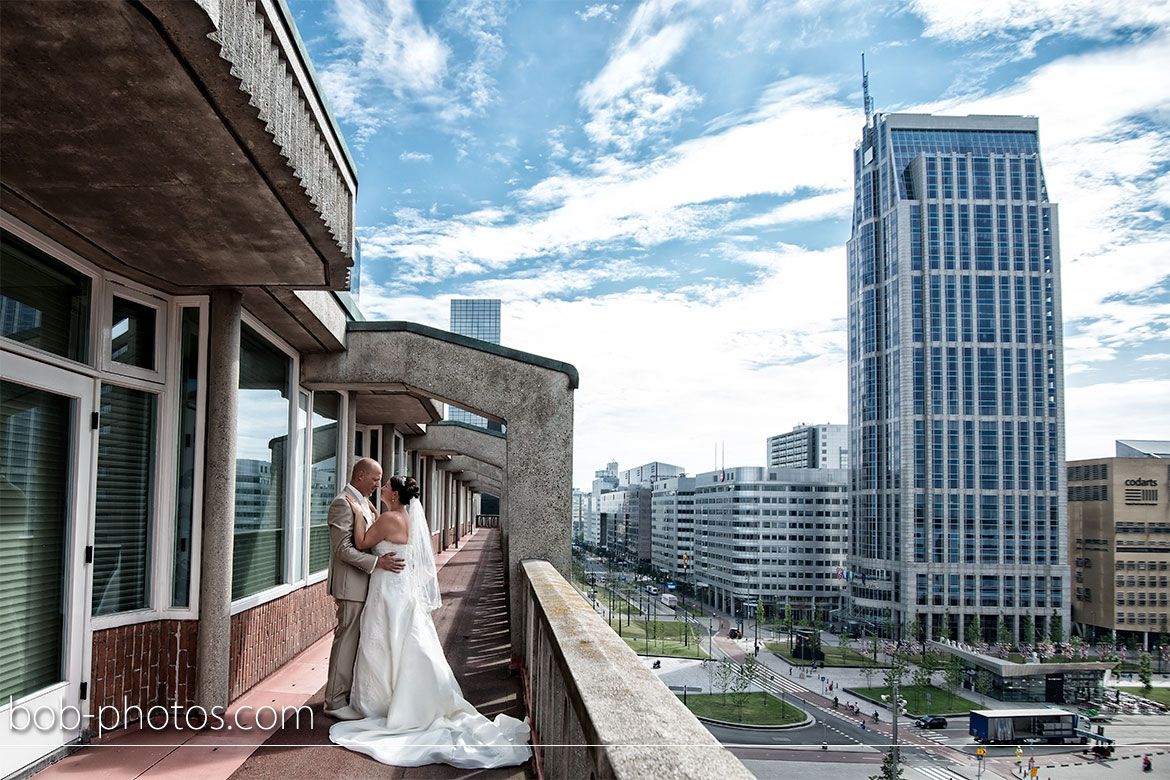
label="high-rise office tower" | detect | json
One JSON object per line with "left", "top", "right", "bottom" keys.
{"left": 448, "top": 299, "right": 502, "bottom": 430}
{"left": 846, "top": 112, "right": 1068, "bottom": 644}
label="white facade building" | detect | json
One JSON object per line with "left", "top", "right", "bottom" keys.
{"left": 691, "top": 467, "right": 849, "bottom": 624}
{"left": 767, "top": 424, "right": 849, "bottom": 470}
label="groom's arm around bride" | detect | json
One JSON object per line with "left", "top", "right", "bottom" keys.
{"left": 324, "top": 458, "right": 402, "bottom": 719}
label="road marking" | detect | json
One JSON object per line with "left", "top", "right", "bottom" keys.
{"left": 913, "top": 767, "right": 953, "bottom": 780}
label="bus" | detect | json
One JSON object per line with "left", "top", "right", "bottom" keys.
{"left": 660, "top": 593, "right": 678, "bottom": 608}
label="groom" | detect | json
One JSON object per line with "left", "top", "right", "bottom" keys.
{"left": 324, "top": 457, "right": 404, "bottom": 720}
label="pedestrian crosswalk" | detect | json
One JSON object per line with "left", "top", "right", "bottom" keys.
{"left": 913, "top": 765, "right": 955, "bottom": 780}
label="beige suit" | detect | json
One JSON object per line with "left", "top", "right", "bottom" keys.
{"left": 324, "top": 487, "right": 378, "bottom": 711}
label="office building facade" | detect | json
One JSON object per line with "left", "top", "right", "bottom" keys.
{"left": 691, "top": 467, "right": 849, "bottom": 622}
{"left": 619, "top": 461, "right": 686, "bottom": 487}
{"left": 600, "top": 485, "right": 652, "bottom": 564}
{"left": 767, "top": 424, "right": 849, "bottom": 470}
{"left": 846, "top": 113, "right": 1068, "bottom": 643}
{"left": 651, "top": 476, "right": 696, "bottom": 580}
{"left": 448, "top": 299, "right": 503, "bottom": 430}
{"left": 586, "top": 460, "right": 619, "bottom": 547}
{"left": 1068, "top": 452, "right": 1169, "bottom": 647}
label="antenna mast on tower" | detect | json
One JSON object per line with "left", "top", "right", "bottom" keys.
{"left": 861, "top": 52, "right": 874, "bottom": 125}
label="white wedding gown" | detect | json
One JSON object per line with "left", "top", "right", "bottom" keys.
{"left": 328, "top": 538, "right": 532, "bottom": 768}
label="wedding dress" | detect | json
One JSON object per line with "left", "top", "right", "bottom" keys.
{"left": 328, "top": 499, "right": 531, "bottom": 768}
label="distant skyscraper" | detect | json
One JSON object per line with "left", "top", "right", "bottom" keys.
{"left": 846, "top": 113, "right": 1068, "bottom": 644}
{"left": 767, "top": 424, "right": 849, "bottom": 470}
{"left": 448, "top": 299, "right": 502, "bottom": 430}
{"left": 619, "top": 461, "right": 685, "bottom": 487}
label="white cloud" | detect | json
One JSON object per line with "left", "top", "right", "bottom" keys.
{"left": 1065, "top": 379, "right": 1170, "bottom": 460}
{"left": 577, "top": 0, "right": 711, "bottom": 153}
{"left": 577, "top": 3, "right": 619, "bottom": 22}
{"left": 911, "top": 0, "right": 1170, "bottom": 46}
{"left": 360, "top": 244, "right": 849, "bottom": 487}
{"left": 399, "top": 151, "right": 433, "bottom": 162}
{"left": 1137, "top": 353, "right": 1170, "bottom": 362}
{"left": 330, "top": 0, "right": 449, "bottom": 94}
{"left": 360, "top": 75, "right": 858, "bottom": 281}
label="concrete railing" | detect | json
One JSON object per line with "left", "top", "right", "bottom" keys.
{"left": 521, "top": 560, "right": 753, "bottom": 780}
{"left": 476, "top": 514, "right": 500, "bottom": 527}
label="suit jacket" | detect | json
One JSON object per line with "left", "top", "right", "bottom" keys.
{"left": 326, "top": 489, "right": 379, "bottom": 602}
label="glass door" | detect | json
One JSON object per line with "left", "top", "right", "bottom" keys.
{"left": 0, "top": 352, "right": 94, "bottom": 776}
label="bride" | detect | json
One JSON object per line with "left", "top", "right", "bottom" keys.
{"left": 328, "top": 475, "right": 531, "bottom": 768}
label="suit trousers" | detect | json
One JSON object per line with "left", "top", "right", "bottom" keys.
{"left": 325, "top": 598, "right": 365, "bottom": 711}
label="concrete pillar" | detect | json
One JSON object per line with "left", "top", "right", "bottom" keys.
{"left": 195, "top": 288, "right": 242, "bottom": 713}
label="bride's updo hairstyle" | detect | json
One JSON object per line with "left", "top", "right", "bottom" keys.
{"left": 388, "top": 475, "right": 421, "bottom": 505}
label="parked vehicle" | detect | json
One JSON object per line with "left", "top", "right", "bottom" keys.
{"left": 914, "top": 716, "right": 947, "bottom": 729}
{"left": 646, "top": 585, "right": 660, "bottom": 595}
{"left": 969, "top": 709, "right": 1079, "bottom": 744}
{"left": 660, "top": 593, "right": 678, "bottom": 608}
{"left": 728, "top": 628, "right": 742, "bottom": 639}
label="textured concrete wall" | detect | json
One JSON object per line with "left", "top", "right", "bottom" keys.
{"left": 522, "top": 561, "right": 754, "bottom": 780}
{"left": 302, "top": 326, "right": 574, "bottom": 647}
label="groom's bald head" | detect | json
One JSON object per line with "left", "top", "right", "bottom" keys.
{"left": 350, "top": 458, "right": 383, "bottom": 495}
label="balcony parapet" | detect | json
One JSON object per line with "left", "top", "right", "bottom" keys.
{"left": 521, "top": 560, "right": 753, "bottom": 780}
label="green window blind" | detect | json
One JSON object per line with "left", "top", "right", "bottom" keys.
{"left": 309, "top": 393, "right": 340, "bottom": 573}
{"left": 92, "top": 384, "right": 156, "bottom": 616}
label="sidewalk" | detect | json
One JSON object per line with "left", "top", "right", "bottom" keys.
{"left": 36, "top": 528, "right": 529, "bottom": 780}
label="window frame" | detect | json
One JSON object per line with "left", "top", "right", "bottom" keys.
{"left": 2, "top": 211, "right": 205, "bottom": 630}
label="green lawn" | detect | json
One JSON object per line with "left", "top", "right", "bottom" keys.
{"left": 1118, "top": 687, "right": 1170, "bottom": 707}
{"left": 853, "top": 684, "right": 983, "bottom": 715}
{"left": 766, "top": 642, "right": 884, "bottom": 668}
{"left": 681, "top": 692, "right": 806, "bottom": 725}
{"left": 609, "top": 617, "right": 707, "bottom": 657}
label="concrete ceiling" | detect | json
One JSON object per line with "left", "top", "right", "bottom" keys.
{"left": 352, "top": 389, "right": 443, "bottom": 427}
{"left": 0, "top": 0, "right": 350, "bottom": 293}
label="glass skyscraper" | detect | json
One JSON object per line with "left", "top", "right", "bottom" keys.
{"left": 448, "top": 299, "right": 502, "bottom": 429}
{"left": 846, "top": 114, "right": 1068, "bottom": 644}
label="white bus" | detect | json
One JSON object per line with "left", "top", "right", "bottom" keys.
{"left": 660, "top": 593, "right": 678, "bottom": 608}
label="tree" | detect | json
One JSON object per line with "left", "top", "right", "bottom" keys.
{"left": 966, "top": 614, "right": 982, "bottom": 646}
{"left": 975, "top": 669, "right": 993, "bottom": 703}
{"left": 869, "top": 747, "right": 904, "bottom": 780}
{"left": 1022, "top": 616, "right": 1035, "bottom": 645}
{"left": 711, "top": 659, "right": 735, "bottom": 704}
{"left": 756, "top": 599, "right": 766, "bottom": 641}
{"left": 911, "top": 659, "right": 933, "bottom": 714}
{"left": 944, "top": 654, "right": 963, "bottom": 702}
{"left": 727, "top": 660, "right": 752, "bottom": 719}
{"left": 936, "top": 611, "right": 952, "bottom": 642}
{"left": 782, "top": 598, "right": 795, "bottom": 646}
{"left": 862, "top": 654, "right": 878, "bottom": 690}
{"left": 1139, "top": 652, "right": 1153, "bottom": 694}
{"left": 907, "top": 613, "right": 923, "bottom": 644}
{"left": 1049, "top": 609, "right": 1064, "bottom": 644}
{"left": 997, "top": 614, "right": 1013, "bottom": 646}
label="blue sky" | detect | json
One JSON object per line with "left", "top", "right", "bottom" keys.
{"left": 287, "top": 0, "right": 1170, "bottom": 488}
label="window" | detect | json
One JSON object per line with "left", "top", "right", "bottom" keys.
{"left": 309, "top": 392, "right": 341, "bottom": 573}
{"left": 92, "top": 384, "right": 157, "bottom": 616}
{"left": 232, "top": 325, "right": 292, "bottom": 600}
{"left": 0, "top": 229, "right": 91, "bottom": 363}
{"left": 110, "top": 295, "right": 156, "bottom": 370}
{"left": 171, "top": 307, "right": 202, "bottom": 608}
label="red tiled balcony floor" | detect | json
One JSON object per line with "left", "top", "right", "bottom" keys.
{"left": 35, "top": 528, "right": 531, "bottom": 780}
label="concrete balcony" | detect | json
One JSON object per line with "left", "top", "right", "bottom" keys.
{"left": 36, "top": 530, "right": 750, "bottom": 779}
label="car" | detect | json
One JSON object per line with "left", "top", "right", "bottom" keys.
{"left": 914, "top": 716, "right": 947, "bottom": 729}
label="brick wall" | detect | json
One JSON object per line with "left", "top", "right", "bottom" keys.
{"left": 89, "top": 620, "right": 198, "bottom": 731}
{"left": 228, "top": 580, "right": 334, "bottom": 699}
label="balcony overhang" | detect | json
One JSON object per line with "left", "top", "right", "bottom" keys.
{"left": 301, "top": 321, "right": 576, "bottom": 646}
{"left": 406, "top": 421, "right": 506, "bottom": 469}
{"left": 437, "top": 455, "right": 504, "bottom": 485}
{"left": 0, "top": 0, "right": 356, "bottom": 294}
